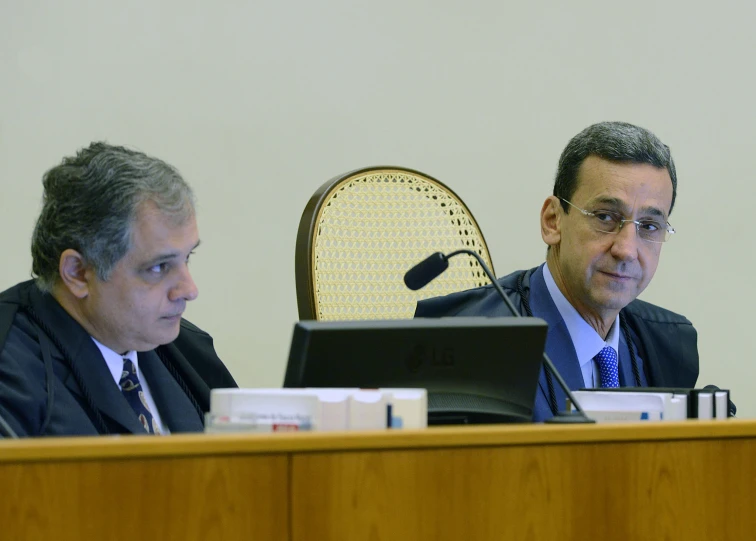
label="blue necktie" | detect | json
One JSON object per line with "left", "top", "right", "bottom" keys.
{"left": 120, "top": 358, "right": 160, "bottom": 434}
{"left": 595, "top": 346, "right": 620, "bottom": 388}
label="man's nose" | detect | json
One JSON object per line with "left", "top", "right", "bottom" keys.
{"left": 609, "top": 221, "right": 641, "bottom": 261}
{"left": 170, "top": 266, "right": 199, "bottom": 302}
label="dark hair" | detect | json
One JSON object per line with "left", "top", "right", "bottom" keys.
{"left": 31, "top": 142, "right": 195, "bottom": 292}
{"left": 554, "top": 121, "right": 677, "bottom": 214}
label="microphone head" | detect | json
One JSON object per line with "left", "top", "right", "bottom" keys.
{"left": 404, "top": 252, "right": 449, "bottom": 291}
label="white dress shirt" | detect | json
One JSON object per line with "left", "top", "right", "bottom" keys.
{"left": 91, "top": 338, "right": 169, "bottom": 434}
{"left": 542, "top": 263, "right": 620, "bottom": 388}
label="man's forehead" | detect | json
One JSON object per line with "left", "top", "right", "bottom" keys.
{"left": 127, "top": 205, "right": 199, "bottom": 259}
{"left": 576, "top": 155, "right": 670, "bottom": 179}
{"left": 574, "top": 156, "right": 673, "bottom": 212}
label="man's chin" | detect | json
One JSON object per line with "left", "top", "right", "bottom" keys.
{"left": 135, "top": 328, "right": 181, "bottom": 352}
{"left": 161, "top": 325, "right": 182, "bottom": 345}
{"left": 592, "top": 292, "right": 635, "bottom": 313}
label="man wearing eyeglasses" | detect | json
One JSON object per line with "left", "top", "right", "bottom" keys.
{"left": 416, "top": 121, "right": 698, "bottom": 422}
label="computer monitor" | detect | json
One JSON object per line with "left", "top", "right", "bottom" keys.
{"left": 283, "top": 317, "right": 547, "bottom": 424}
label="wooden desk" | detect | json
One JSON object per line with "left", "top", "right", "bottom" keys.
{"left": 2, "top": 420, "right": 755, "bottom": 540}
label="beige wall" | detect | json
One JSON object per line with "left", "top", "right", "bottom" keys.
{"left": 2, "top": 1, "right": 753, "bottom": 414}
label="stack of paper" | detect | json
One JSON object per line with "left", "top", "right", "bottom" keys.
{"left": 205, "top": 388, "right": 427, "bottom": 433}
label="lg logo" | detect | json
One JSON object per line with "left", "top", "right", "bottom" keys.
{"left": 405, "top": 345, "right": 455, "bottom": 373}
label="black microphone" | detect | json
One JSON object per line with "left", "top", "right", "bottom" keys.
{"left": 404, "top": 252, "right": 449, "bottom": 291}
{"left": 702, "top": 384, "right": 736, "bottom": 417}
{"left": 405, "top": 250, "right": 594, "bottom": 423}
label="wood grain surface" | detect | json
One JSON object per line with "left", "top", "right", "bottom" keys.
{"left": 2, "top": 420, "right": 756, "bottom": 540}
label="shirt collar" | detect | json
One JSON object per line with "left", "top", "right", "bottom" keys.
{"left": 542, "top": 262, "right": 620, "bottom": 372}
{"left": 91, "top": 337, "right": 139, "bottom": 387}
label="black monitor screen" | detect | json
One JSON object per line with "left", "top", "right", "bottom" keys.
{"left": 283, "top": 317, "right": 547, "bottom": 424}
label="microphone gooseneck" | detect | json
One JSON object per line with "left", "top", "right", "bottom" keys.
{"left": 405, "top": 249, "right": 595, "bottom": 423}
{"left": 0, "top": 411, "right": 18, "bottom": 438}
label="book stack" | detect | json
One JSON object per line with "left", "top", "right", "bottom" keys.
{"left": 205, "top": 388, "right": 427, "bottom": 433}
{"left": 569, "top": 387, "right": 733, "bottom": 422}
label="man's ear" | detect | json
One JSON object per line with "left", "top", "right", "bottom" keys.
{"left": 58, "top": 249, "right": 92, "bottom": 299}
{"left": 541, "top": 196, "right": 562, "bottom": 247}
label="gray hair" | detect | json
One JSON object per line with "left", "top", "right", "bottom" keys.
{"left": 554, "top": 121, "right": 677, "bottom": 214}
{"left": 31, "top": 142, "right": 195, "bottom": 292}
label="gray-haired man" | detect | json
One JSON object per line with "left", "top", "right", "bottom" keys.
{"left": 0, "top": 142, "right": 237, "bottom": 437}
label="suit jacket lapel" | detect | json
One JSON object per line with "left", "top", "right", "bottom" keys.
{"left": 139, "top": 350, "right": 204, "bottom": 433}
{"left": 528, "top": 266, "right": 586, "bottom": 408}
{"left": 30, "top": 287, "right": 147, "bottom": 434}
{"left": 617, "top": 329, "right": 646, "bottom": 386}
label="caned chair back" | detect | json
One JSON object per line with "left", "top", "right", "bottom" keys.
{"left": 295, "top": 166, "right": 495, "bottom": 320}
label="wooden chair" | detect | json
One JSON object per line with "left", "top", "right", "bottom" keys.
{"left": 295, "top": 166, "right": 495, "bottom": 320}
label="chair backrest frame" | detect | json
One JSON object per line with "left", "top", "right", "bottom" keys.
{"left": 295, "top": 166, "right": 495, "bottom": 321}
